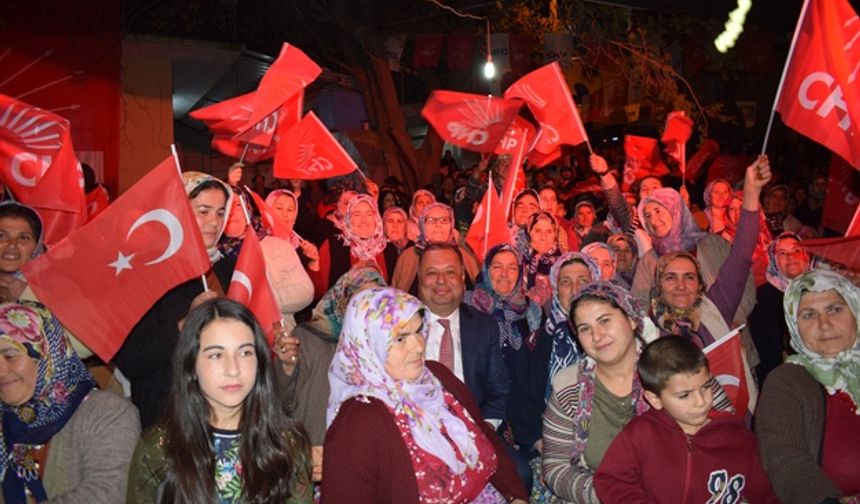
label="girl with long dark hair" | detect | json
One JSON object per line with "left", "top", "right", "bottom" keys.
{"left": 127, "top": 298, "right": 311, "bottom": 503}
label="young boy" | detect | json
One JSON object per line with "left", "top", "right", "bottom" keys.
{"left": 594, "top": 337, "right": 779, "bottom": 503}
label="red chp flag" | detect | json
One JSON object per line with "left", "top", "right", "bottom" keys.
{"left": 0, "top": 94, "right": 87, "bottom": 244}
{"left": 422, "top": 90, "right": 522, "bottom": 153}
{"left": 227, "top": 227, "right": 281, "bottom": 348}
{"left": 466, "top": 181, "right": 508, "bottom": 260}
{"left": 495, "top": 118, "right": 533, "bottom": 220}
{"left": 822, "top": 154, "right": 860, "bottom": 234}
{"left": 775, "top": 0, "right": 860, "bottom": 169}
{"left": 504, "top": 62, "right": 589, "bottom": 154}
{"left": 22, "top": 156, "right": 210, "bottom": 361}
{"left": 622, "top": 135, "right": 669, "bottom": 191}
{"left": 703, "top": 328, "right": 753, "bottom": 418}
{"left": 274, "top": 112, "right": 357, "bottom": 180}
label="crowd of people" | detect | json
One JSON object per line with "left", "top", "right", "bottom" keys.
{"left": 1, "top": 144, "right": 858, "bottom": 504}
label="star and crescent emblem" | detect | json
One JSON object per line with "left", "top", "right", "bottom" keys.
{"left": 109, "top": 209, "right": 184, "bottom": 275}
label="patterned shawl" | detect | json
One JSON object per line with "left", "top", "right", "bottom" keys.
{"left": 416, "top": 202, "right": 457, "bottom": 250}
{"left": 765, "top": 231, "right": 809, "bottom": 292}
{"left": 264, "top": 189, "right": 302, "bottom": 248}
{"left": 464, "top": 244, "right": 542, "bottom": 351}
{"left": 307, "top": 266, "right": 385, "bottom": 341}
{"left": 0, "top": 301, "right": 96, "bottom": 503}
{"left": 784, "top": 269, "right": 860, "bottom": 411}
{"left": 340, "top": 194, "right": 388, "bottom": 262}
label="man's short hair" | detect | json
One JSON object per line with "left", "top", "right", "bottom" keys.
{"left": 418, "top": 242, "right": 464, "bottom": 269}
{"left": 638, "top": 337, "right": 709, "bottom": 394}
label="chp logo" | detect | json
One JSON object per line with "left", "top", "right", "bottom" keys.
{"left": 0, "top": 100, "right": 67, "bottom": 187}
{"left": 296, "top": 141, "right": 333, "bottom": 176}
{"left": 446, "top": 99, "right": 510, "bottom": 147}
{"left": 796, "top": 13, "right": 860, "bottom": 131}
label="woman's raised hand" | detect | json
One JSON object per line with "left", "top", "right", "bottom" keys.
{"left": 742, "top": 155, "right": 773, "bottom": 210}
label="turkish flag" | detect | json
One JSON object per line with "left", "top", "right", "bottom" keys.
{"left": 245, "top": 186, "right": 293, "bottom": 240}
{"left": 703, "top": 328, "right": 753, "bottom": 418}
{"left": 227, "top": 227, "right": 282, "bottom": 348}
{"left": 622, "top": 135, "right": 669, "bottom": 191}
{"left": 775, "top": 0, "right": 860, "bottom": 169}
{"left": 274, "top": 112, "right": 358, "bottom": 180}
{"left": 21, "top": 156, "right": 210, "bottom": 362}
{"left": 421, "top": 90, "right": 522, "bottom": 153}
{"left": 86, "top": 186, "right": 111, "bottom": 220}
{"left": 661, "top": 111, "right": 693, "bottom": 167}
{"left": 504, "top": 62, "right": 589, "bottom": 154}
{"left": 466, "top": 182, "right": 508, "bottom": 260}
{"left": 822, "top": 154, "right": 860, "bottom": 234}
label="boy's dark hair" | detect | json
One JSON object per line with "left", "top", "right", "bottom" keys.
{"left": 638, "top": 337, "right": 709, "bottom": 394}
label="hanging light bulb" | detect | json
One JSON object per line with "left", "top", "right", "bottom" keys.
{"left": 483, "top": 18, "right": 496, "bottom": 80}
{"left": 483, "top": 55, "right": 496, "bottom": 79}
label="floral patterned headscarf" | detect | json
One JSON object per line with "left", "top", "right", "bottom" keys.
{"left": 327, "top": 287, "right": 494, "bottom": 480}
{"left": 784, "top": 269, "right": 860, "bottom": 411}
{"left": 544, "top": 253, "right": 601, "bottom": 397}
{"left": 408, "top": 189, "right": 436, "bottom": 221}
{"left": 464, "top": 244, "right": 542, "bottom": 351}
{"left": 182, "top": 171, "right": 233, "bottom": 262}
{"left": 649, "top": 251, "right": 709, "bottom": 344}
{"left": 0, "top": 301, "right": 96, "bottom": 503}
{"left": 637, "top": 187, "right": 706, "bottom": 256}
{"left": 581, "top": 241, "right": 617, "bottom": 282}
{"left": 766, "top": 232, "right": 810, "bottom": 292}
{"left": 307, "top": 266, "right": 385, "bottom": 341}
{"left": 340, "top": 194, "right": 387, "bottom": 261}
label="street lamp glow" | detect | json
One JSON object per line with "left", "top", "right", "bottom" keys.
{"left": 483, "top": 58, "right": 496, "bottom": 79}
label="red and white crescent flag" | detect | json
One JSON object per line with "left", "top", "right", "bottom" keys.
{"left": 274, "top": 111, "right": 358, "bottom": 180}
{"left": 465, "top": 182, "right": 509, "bottom": 260}
{"left": 22, "top": 156, "right": 210, "bottom": 361}
{"left": 776, "top": 0, "right": 860, "bottom": 169}
{"left": 421, "top": 90, "right": 522, "bottom": 153}
{"left": 0, "top": 94, "right": 87, "bottom": 243}
{"left": 227, "top": 227, "right": 281, "bottom": 348}
{"left": 661, "top": 110, "right": 693, "bottom": 166}
{"left": 703, "top": 327, "right": 753, "bottom": 418}
{"left": 504, "top": 62, "right": 589, "bottom": 154}
{"left": 622, "top": 135, "right": 670, "bottom": 191}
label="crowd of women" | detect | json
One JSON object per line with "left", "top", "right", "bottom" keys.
{"left": 0, "top": 148, "right": 857, "bottom": 503}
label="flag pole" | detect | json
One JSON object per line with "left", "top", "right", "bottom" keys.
{"left": 761, "top": 0, "right": 812, "bottom": 155}
{"left": 483, "top": 170, "right": 493, "bottom": 259}
{"left": 173, "top": 143, "right": 210, "bottom": 292}
{"left": 239, "top": 144, "right": 250, "bottom": 164}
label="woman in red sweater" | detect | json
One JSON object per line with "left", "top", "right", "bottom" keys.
{"left": 322, "top": 287, "right": 527, "bottom": 503}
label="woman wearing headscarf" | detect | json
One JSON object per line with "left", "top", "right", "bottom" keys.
{"left": 646, "top": 158, "right": 772, "bottom": 407}
{"left": 507, "top": 253, "right": 600, "bottom": 485}
{"left": 381, "top": 206, "right": 412, "bottom": 277}
{"left": 322, "top": 287, "right": 528, "bottom": 503}
{"left": 0, "top": 301, "right": 139, "bottom": 502}
{"left": 509, "top": 189, "right": 542, "bottom": 248}
{"left": 720, "top": 189, "right": 773, "bottom": 286}
{"left": 520, "top": 212, "right": 563, "bottom": 307}
{"left": 763, "top": 184, "right": 809, "bottom": 237}
{"left": 0, "top": 202, "right": 95, "bottom": 360}
{"left": 748, "top": 232, "right": 812, "bottom": 386}
{"left": 260, "top": 189, "right": 317, "bottom": 330}
{"left": 581, "top": 241, "right": 627, "bottom": 287}
{"left": 757, "top": 269, "right": 860, "bottom": 503}
{"left": 607, "top": 233, "right": 639, "bottom": 286}
{"left": 390, "top": 203, "right": 480, "bottom": 295}
{"left": 406, "top": 189, "right": 436, "bottom": 242}
{"left": 114, "top": 171, "right": 236, "bottom": 429}
{"left": 274, "top": 266, "right": 385, "bottom": 447}
{"left": 312, "top": 194, "right": 389, "bottom": 293}
{"left": 541, "top": 282, "right": 652, "bottom": 503}
{"left": 464, "top": 244, "right": 543, "bottom": 374}
{"left": 702, "top": 178, "right": 733, "bottom": 234}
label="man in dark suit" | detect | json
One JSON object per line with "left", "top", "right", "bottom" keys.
{"left": 416, "top": 242, "right": 509, "bottom": 426}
